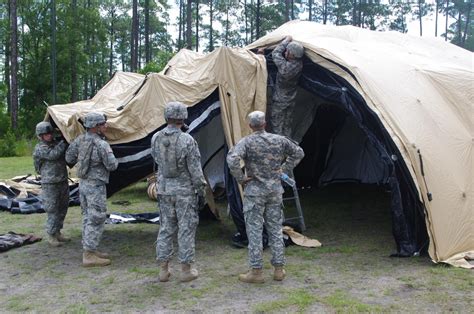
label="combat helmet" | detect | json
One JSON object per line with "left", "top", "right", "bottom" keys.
{"left": 36, "top": 121, "right": 53, "bottom": 136}
{"left": 83, "top": 112, "right": 107, "bottom": 129}
{"left": 287, "top": 42, "right": 304, "bottom": 59}
{"left": 164, "top": 101, "right": 188, "bottom": 121}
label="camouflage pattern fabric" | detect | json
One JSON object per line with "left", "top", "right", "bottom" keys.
{"left": 41, "top": 182, "right": 69, "bottom": 235}
{"left": 151, "top": 125, "right": 206, "bottom": 264}
{"left": 156, "top": 195, "right": 199, "bottom": 264}
{"left": 269, "top": 38, "right": 303, "bottom": 137}
{"left": 226, "top": 130, "right": 304, "bottom": 196}
{"left": 33, "top": 139, "right": 68, "bottom": 184}
{"left": 66, "top": 132, "right": 118, "bottom": 251}
{"left": 33, "top": 139, "right": 69, "bottom": 236}
{"left": 79, "top": 180, "right": 107, "bottom": 251}
{"left": 244, "top": 194, "right": 284, "bottom": 268}
{"left": 65, "top": 133, "right": 118, "bottom": 183}
{"left": 227, "top": 130, "right": 304, "bottom": 269}
{"left": 151, "top": 126, "right": 206, "bottom": 196}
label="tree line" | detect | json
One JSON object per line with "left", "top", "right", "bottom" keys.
{"left": 0, "top": 0, "right": 472, "bottom": 142}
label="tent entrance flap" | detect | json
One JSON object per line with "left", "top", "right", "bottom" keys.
{"left": 264, "top": 54, "right": 429, "bottom": 257}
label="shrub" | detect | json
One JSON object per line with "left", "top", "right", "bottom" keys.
{"left": 0, "top": 130, "right": 17, "bottom": 157}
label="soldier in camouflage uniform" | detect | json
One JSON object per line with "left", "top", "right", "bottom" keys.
{"left": 66, "top": 112, "right": 118, "bottom": 267}
{"left": 268, "top": 36, "right": 304, "bottom": 138}
{"left": 151, "top": 101, "right": 206, "bottom": 283}
{"left": 33, "top": 121, "right": 70, "bottom": 247}
{"left": 227, "top": 111, "right": 304, "bottom": 283}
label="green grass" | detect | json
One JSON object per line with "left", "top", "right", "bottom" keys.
{"left": 1, "top": 156, "right": 473, "bottom": 312}
{"left": 0, "top": 156, "right": 36, "bottom": 179}
{"left": 253, "top": 289, "right": 316, "bottom": 313}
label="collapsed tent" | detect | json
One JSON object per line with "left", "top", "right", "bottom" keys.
{"left": 46, "top": 21, "right": 473, "bottom": 268}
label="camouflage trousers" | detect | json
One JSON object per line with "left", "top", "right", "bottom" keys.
{"left": 41, "top": 182, "right": 69, "bottom": 236}
{"left": 156, "top": 194, "right": 199, "bottom": 264}
{"left": 79, "top": 180, "right": 107, "bottom": 251}
{"left": 268, "top": 101, "right": 295, "bottom": 138}
{"left": 243, "top": 194, "right": 285, "bottom": 269}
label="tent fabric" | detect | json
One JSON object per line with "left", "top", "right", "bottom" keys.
{"left": 248, "top": 21, "right": 473, "bottom": 268}
{"left": 45, "top": 21, "right": 473, "bottom": 268}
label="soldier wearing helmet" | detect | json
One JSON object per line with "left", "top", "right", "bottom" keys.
{"left": 65, "top": 111, "right": 118, "bottom": 267}
{"left": 265, "top": 35, "right": 304, "bottom": 138}
{"left": 151, "top": 101, "right": 206, "bottom": 283}
{"left": 33, "top": 121, "right": 70, "bottom": 247}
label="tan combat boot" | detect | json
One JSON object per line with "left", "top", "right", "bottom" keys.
{"left": 47, "top": 234, "right": 62, "bottom": 247}
{"left": 55, "top": 232, "right": 71, "bottom": 243}
{"left": 159, "top": 261, "right": 171, "bottom": 282}
{"left": 273, "top": 266, "right": 286, "bottom": 281}
{"left": 180, "top": 264, "right": 198, "bottom": 282}
{"left": 82, "top": 251, "right": 111, "bottom": 267}
{"left": 94, "top": 251, "right": 110, "bottom": 259}
{"left": 238, "top": 268, "right": 265, "bottom": 283}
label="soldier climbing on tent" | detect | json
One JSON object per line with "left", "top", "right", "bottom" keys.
{"left": 33, "top": 121, "right": 70, "bottom": 247}
{"left": 66, "top": 112, "right": 118, "bottom": 267}
{"left": 151, "top": 101, "right": 207, "bottom": 283}
{"left": 259, "top": 36, "right": 304, "bottom": 138}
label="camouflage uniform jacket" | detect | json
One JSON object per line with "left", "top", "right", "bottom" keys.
{"left": 151, "top": 125, "right": 206, "bottom": 196}
{"left": 272, "top": 39, "right": 303, "bottom": 105}
{"left": 65, "top": 133, "right": 118, "bottom": 184}
{"left": 227, "top": 130, "right": 304, "bottom": 196}
{"left": 33, "top": 139, "right": 68, "bottom": 184}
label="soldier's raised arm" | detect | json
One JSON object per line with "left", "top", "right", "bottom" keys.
{"left": 65, "top": 137, "right": 80, "bottom": 166}
{"left": 98, "top": 141, "right": 118, "bottom": 172}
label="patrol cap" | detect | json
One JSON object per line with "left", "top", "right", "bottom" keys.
{"left": 36, "top": 121, "right": 53, "bottom": 136}
{"left": 247, "top": 111, "right": 266, "bottom": 128}
{"left": 164, "top": 101, "right": 188, "bottom": 120}
{"left": 84, "top": 112, "right": 107, "bottom": 128}
{"left": 287, "top": 42, "right": 304, "bottom": 59}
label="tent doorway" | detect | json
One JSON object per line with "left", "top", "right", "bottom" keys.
{"left": 265, "top": 54, "right": 429, "bottom": 257}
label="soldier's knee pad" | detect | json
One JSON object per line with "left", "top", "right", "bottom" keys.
{"left": 90, "top": 209, "right": 107, "bottom": 225}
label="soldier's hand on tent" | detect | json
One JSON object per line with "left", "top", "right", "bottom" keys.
{"left": 285, "top": 35, "right": 292, "bottom": 42}
{"left": 257, "top": 48, "right": 265, "bottom": 55}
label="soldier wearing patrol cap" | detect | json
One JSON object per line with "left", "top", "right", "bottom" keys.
{"left": 33, "top": 121, "right": 70, "bottom": 247}
{"left": 151, "top": 101, "right": 207, "bottom": 283}
{"left": 267, "top": 36, "right": 304, "bottom": 138}
{"left": 227, "top": 111, "right": 304, "bottom": 283}
{"left": 66, "top": 112, "right": 118, "bottom": 267}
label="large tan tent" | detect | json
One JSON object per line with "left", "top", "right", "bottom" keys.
{"left": 47, "top": 21, "right": 473, "bottom": 268}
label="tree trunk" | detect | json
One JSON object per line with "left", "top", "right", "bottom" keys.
{"left": 457, "top": 9, "right": 462, "bottom": 44}
{"left": 445, "top": 0, "right": 449, "bottom": 41}
{"left": 5, "top": 1, "right": 11, "bottom": 115}
{"left": 308, "top": 0, "right": 312, "bottom": 21}
{"left": 145, "top": 0, "right": 150, "bottom": 63}
{"left": 131, "top": 0, "right": 138, "bottom": 71}
{"left": 244, "top": 0, "right": 248, "bottom": 44}
{"left": 109, "top": 7, "right": 115, "bottom": 77}
{"left": 418, "top": 0, "right": 423, "bottom": 36}
{"left": 209, "top": 0, "right": 214, "bottom": 51}
{"left": 71, "top": 0, "right": 78, "bottom": 102}
{"left": 435, "top": 0, "right": 439, "bottom": 36}
{"left": 195, "top": 0, "right": 199, "bottom": 51}
{"left": 186, "top": 0, "right": 192, "bottom": 49}
{"left": 256, "top": 0, "right": 261, "bottom": 39}
{"left": 84, "top": 0, "right": 91, "bottom": 98}
{"left": 10, "top": 0, "right": 18, "bottom": 130}
{"left": 352, "top": 0, "right": 357, "bottom": 26}
{"left": 462, "top": 0, "right": 472, "bottom": 45}
{"left": 285, "top": 0, "right": 290, "bottom": 22}
{"left": 178, "top": 0, "right": 182, "bottom": 49}
{"left": 51, "top": 0, "right": 57, "bottom": 105}
{"left": 250, "top": 0, "right": 254, "bottom": 42}
{"left": 323, "top": 0, "right": 328, "bottom": 24}
{"left": 291, "top": 0, "right": 294, "bottom": 20}
{"left": 225, "top": 4, "right": 229, "bottom": 46}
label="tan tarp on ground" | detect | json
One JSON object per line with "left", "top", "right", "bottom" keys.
{"left": 248, "top": 20, "right": 473, "bottom": 268}
{"left": 47, "top": 47, "right": 267, "bottom": 146}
